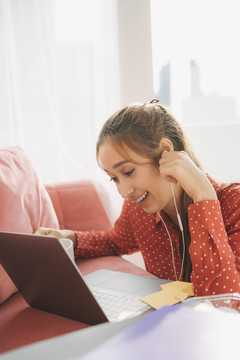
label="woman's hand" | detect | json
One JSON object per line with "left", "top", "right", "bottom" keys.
{"left": 34, "top": 227, "right": 77, "bottom": 249}
{"left": 159, "top": 151, "right": 217, "bottom": 203}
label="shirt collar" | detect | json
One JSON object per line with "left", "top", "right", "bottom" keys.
{"left": 155, "top": 211, "right": 162, "bottom": 224}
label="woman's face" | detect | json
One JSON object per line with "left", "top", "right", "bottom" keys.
{"left": 98, "top": 142, "right": 173, "bottom": 214}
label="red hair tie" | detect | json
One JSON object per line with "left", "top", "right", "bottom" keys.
{"left": 149, "top": 99, "right": 159, "bottom": 104}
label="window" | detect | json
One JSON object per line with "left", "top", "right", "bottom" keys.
{"left": 150, "top": 0, "right": 240, "bottom": 182}
{"left": 151, "top": 0, "right": 240, "bottom": 124}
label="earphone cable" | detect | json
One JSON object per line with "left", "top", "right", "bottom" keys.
{"left": 160, "top": 213, "right": 178, "bottom": 281}
{"left": 170, "top": 182, "right": 185, "bottom": 280}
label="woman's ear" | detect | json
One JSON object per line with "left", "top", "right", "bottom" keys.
{"left": 159, "top": 138, "right": 174, "bottom": 152}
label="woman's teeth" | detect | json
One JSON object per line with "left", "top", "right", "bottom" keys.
{"left": 135, "top": 191, "right": 148, "bottom": 203}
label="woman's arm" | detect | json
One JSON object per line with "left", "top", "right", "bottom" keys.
{"left": 159, "top": 150, "right": 240, "bottom": 295}
{"left": 74, "top": 199, "right": 139, "bottom": 258}
{"left": 36, "top": 199, "right": 139, "bottom": 259}
{"left": 188, "top": 187, "right": 240, "bottom": 296}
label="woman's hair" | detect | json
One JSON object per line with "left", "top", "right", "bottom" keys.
{"left": 96, "top": 102, "right": 202, "bottom": 281}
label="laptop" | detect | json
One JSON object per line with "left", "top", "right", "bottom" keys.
{"left": 0, "top": 231, "right": 169, "bottom": 325}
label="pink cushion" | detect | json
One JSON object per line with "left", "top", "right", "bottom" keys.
{"left": 45, "top": 180, "right": 112, "bottom": 231}
{"left": 0, "top": 146, "right": 59, "bottom": 304}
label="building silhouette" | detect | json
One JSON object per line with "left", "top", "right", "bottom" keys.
{"left": 156, "top": 62, "right": 171, "bottom": 107}
{"left": 190, "top": 60, "right": 202, "bottom": 97}
{"left": 182, "top": 60, "right": 237, "bottom": 123}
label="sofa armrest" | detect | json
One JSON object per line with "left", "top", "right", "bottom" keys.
{"left": 45, "top": 180, "right": 112, "bottom": 232}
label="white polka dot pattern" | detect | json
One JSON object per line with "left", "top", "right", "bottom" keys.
{"left": 189, "top": 182, "right": 240, "bottom": 296}
{"left": 75, "top": 181, "right": 240, "bottom": 297}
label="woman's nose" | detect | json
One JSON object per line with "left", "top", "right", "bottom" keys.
{"left": 118, "top": 182, "right": 134, "bottom": 199}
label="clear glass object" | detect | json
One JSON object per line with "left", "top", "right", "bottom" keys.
{"left": 182, "top": 293, "right": 240, "bottom": 314}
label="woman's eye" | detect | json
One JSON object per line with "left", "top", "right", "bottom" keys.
{"left": 124, "top": 169, "right": 135, "bottom": 176}
{"left": 110, "top": 177, "right": 117, "bottom": 182}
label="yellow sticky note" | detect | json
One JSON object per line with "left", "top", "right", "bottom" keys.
{"left": 140, "top": 281, "right": 194, "bottom": 309}
{"left": 141, "top": 287, "right": 188, "bottom": 309}
{"left": 161, "top": 281, "right": 194, "bottom": 297}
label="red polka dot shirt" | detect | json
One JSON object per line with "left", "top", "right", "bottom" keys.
{"left": 75, "top": 180, "right": 240, "bottom": 296}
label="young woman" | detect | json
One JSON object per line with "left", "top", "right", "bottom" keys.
{"left": 36, "top": 100, "right": 240, "bottom": 297}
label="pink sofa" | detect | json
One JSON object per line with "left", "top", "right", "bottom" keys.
{"left": 0, "top": 147, "right": 153, "bottom": 355}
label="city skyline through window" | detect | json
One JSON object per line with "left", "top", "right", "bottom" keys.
{"left": 151, "top": 0, "right": 240, "bottom": 123}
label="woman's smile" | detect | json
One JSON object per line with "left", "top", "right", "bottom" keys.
{"left": 134, "top": 191, "right": 149, "bottom": 204}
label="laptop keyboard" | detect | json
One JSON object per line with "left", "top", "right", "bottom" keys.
{"left": 89, "top": 285, "right": 150, "bottom": 322}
